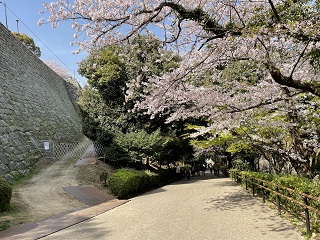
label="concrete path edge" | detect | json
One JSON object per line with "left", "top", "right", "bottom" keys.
{"left": 0, "top": 199, "right": 130, "bottom": 240}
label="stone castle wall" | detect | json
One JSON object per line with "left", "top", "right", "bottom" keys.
{"left": 0, "top": 23, "right": 82, "bottom": 181}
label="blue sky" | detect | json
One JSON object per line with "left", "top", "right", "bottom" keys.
{"left": 0, "top": 0, "right": 88, "bottom": 86}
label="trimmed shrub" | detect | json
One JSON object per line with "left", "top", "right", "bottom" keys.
{"left": 108, "top": 168, "right": 179, "bottom": 199}
{"left": 145, "top": 170, "right": 161, "bottom": 188}
{"left": 108, "top": 168, "right": 151, "bottom": 199}
{"left": 157, "top": 168, "right": 178, "bottom": 184}
{"left": 0, "top": 177, "right": 12, "bottom": 212}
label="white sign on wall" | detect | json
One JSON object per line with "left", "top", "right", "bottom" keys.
{"left": 44, "top": 141, "right": 50, "bottom": 150}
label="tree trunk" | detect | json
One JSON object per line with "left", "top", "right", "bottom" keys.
{"left": 282, "top": 87, "right": 312, "bottom": 177}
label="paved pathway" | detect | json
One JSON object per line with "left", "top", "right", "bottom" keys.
{"left": 39, "top": 174, "right": 303, "bottom": 240}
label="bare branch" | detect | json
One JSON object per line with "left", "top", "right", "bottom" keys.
{"left": 290, "top": 40, "right": 310, "bottom": 79}
{"left": 267, "top": 0, "right": 281, "bottom": 22}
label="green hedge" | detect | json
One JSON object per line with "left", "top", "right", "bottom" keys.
{"left": 230, "top": 169, "right": 320, "bottom": 234}
{"left": 108, "top": 168, "right": 178, "bottom": 199}
{"left": 0, "top": 177, "right": 12, "bottom": 212}
{"left": 230, "top": 169, "right": 320, "bottom": 199}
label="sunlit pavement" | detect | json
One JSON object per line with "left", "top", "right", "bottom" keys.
{"left": 38, "top": 173, "right": 304, "bottom": 240}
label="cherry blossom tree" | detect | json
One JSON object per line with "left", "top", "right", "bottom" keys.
{"left": 39, "top": 0, "right": 320, "bottom": 175}
{"left": 39, "top": 0, "right": 320, "bottom": 125}
{"left": 44, "top": 60, "right": 81, "bottom": 109}
{"left": 44, "top": 60, "right": 73, "bottom": 80}
{"left": 39, "top": 0, "right": 320, "bottom": 94}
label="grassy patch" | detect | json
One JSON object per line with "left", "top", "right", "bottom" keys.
{"left": 0, "top": 220, "right": 10, "bottom": 231}
{"left": 0, "top": 200, "right": 29, "bottom": 231}
{"left": 0, "top": 158, "right": 57, "bottom": 231}
{"left": 12, "top": 159, "right": 52, "bottom": 186}
{"left": 0, "top": 159, "right": 51, "bottom": 230}
{"left": 76, "top": 160, "right": 115, "bottom": 193}
{"left": 0, "top": 157, "right": 115, "bottom": 232}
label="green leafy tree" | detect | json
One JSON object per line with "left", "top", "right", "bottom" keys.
{"left": 43, "top": 0, "right": 320, "bottom": 176}
{"left": 78, "top": 34, "right": 182, "bottom": 142}
{"left": 158, "top": 138, "right": 194, "bottom": 166}
{"left": 105, "top": 129, "right": 169, "bottom": 167}
{"left": 78, "top": 45, "right": 131, "bottom": 142}
{"left": 78, "top": 35, "right": 197, "bottom": 168}
{"left": 77, "top": 86, "right": 118, "bottom": 145}
{"left": 13, "top": 32, "right": 41, "bottom": 57}
{"left": 78, "top": 46, "right": 127, "bottom": 106}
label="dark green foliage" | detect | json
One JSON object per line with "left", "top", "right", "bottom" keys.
{"left": 13, "top": 32, "right": 41, "bottom": 57}
{"left": 99, "top": 171, "right": 109, "bottom": 185}
{"left": 78, "top": 46, "right": 127, "bottom": 105}
{"left": 157, "top": 168, "right": 178, "bottom": 184}
{"left": 158, "top": 138, "right": 194, "bottom": 165}
{"left": 231, "top": 170, "right": 320, "bottom": 234}
{"left": 220, "top": 61, "right": 264, "bottom": 86}
{"left": 0, "top": 220, "right": 10, "bottom": 231}
{"left": 77, "top": 47, "right": 130, "bottom": 143}
{"left": 104, "top": 142, "right": 132, "bottom": 167}
{"left": 108, "top": 168, "right": 178, "bottom": 199}
{"left": 104, "top": 130, "right": 195, "bottom": 168}
{"left": 78, "top": 86, "right": 117, "bottom": 145}
{"left": 271, "top": 175, "right": 316, "bottom": 224}
{"left": 104, "top": 129, "right": 170, "bottom": 166}
{"left": 77, "top": 35, "right": 182, "bottom": 149}
{"left": 108, "top": 168, "right": 151, "bottom": 198}
{"left": 309, "top": 48, "right": 320, "bottom": 71}
{"left": 0, "top": 177, "right": 12, "bottom": 212}
{"left": 312, "top": 155, "right": 320, "bottom": 175}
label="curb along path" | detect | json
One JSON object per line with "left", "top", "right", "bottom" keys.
{"left": 42, "top": 175, "right": 304, "bottom": 240}
{"left": 0, "top": 200, "right": 129, "bottom": 240}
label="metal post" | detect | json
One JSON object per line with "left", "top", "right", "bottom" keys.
{"left": 304, "top": 196, "right": 311, "bottom": 236}
{"left": 245, "top": 176, "right": 248, "bottom": 190}
{"left": 261, "top": 182, "right": 265, "bottom": 203}
{"left": 52, "top": 141, "right": 56, "bottom": 161}
{"left": 276, "top": 186, "right": 281, "bottom": 215}
{"left": 252, "top": 178, "right": 255, "bottom": 196}
{"left": 29, "top": 137, "right": 46, "bottom": 158}
{"left": 1, "top": 1, "right": 8, "bottom": 28}
{"left": 16, "top": 19, "right": 19, "bottom": 33}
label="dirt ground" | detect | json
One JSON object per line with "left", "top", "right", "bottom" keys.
{"left": 0, "top": 156, "right": 113, "bottom": 230}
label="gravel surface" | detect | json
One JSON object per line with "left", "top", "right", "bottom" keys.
{"left": 13, "top": 158, "right": 86, "bottom": 222}
{"left": 43, "top": 175, "right": 304, "bottom": 240}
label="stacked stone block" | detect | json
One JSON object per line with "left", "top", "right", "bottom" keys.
{"left": 0, "top": 23, "right": 82, "bottom": 181}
